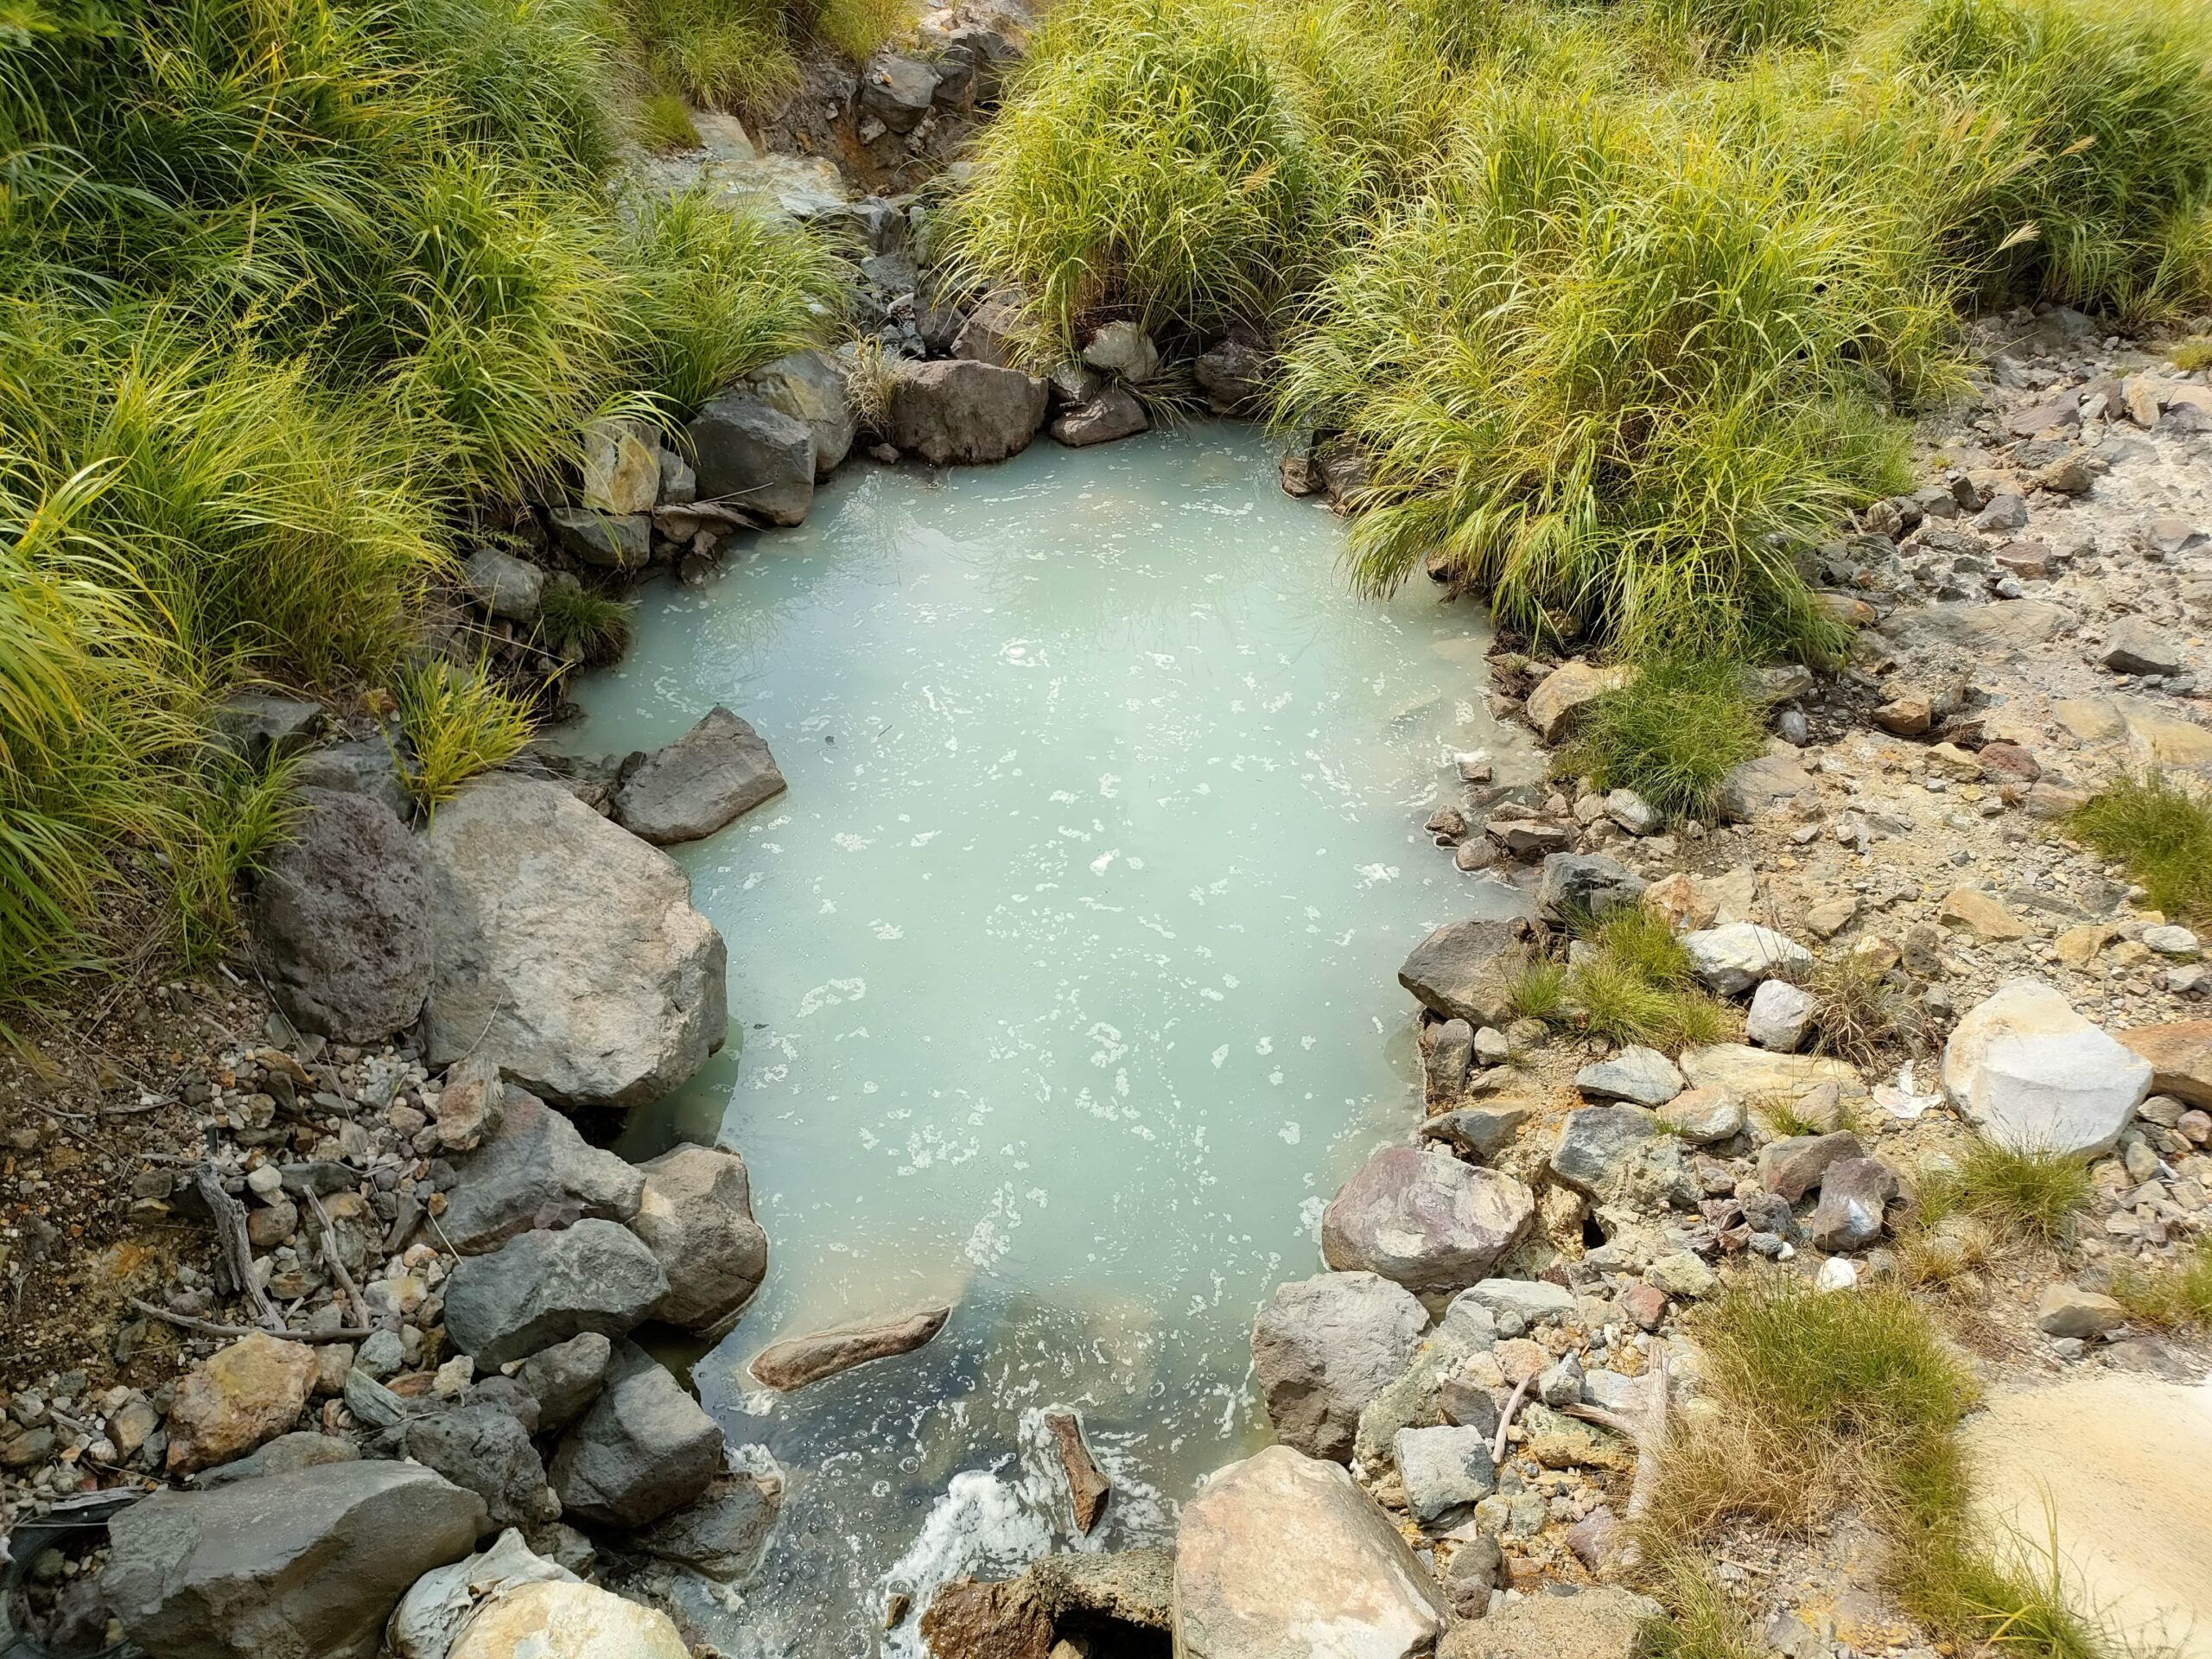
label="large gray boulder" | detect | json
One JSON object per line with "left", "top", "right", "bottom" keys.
{"left": 1050, "top": 385, "right": 1148, "bottom": 448}
{"left": 549, "top": 1340, "right": 723, "bottom": 1527}
{"left": 404, "top": 1402, "right": 559, "bottom": 1528}
{"left": 422, "top": 773, "right": 727, "bottom": 1110}
{"left": 440, "top": 1086, "right": 645, "bottom": 1255}
{"left": 442, "top": 1220, "right": 669, "bottom": 1367}
{"left": 1942, "top": 978, "right": 2151, "bottom": 1156}
{"left": 103, "top": 1462, "right": 486, "bottom": 1659}
{"left": 1250, "top": 1271, "right": 1428, "bottom": 1463}
{"left": 885, "top": 359, "right": 1049, "bottom": 466}
{"left": 1194, "top": 337, "right": 1269, "bottom": 416}
{"left": 686, "top": 392, "right": 815, "bottom": 526}
{"left": 250, "top": 787, "right": 429, "bottom": 1045}
{"left": 1173, "top": 1445, "right": 1447, "bottom": 1659}
{"left": 745, "top": 349, "right": 855, "bottom": 478}
{"left": 1398, "top": 918, "right": 1531, "bottom": 1027}
{"left": 1321, "top": 1146, "right": 1535, "bottom": 1294}
{"left": 612, "top": 706, "right": 787, "bottom": 846}
{"left": 631, "top": 1143, "right": 769, "bottom": 1335}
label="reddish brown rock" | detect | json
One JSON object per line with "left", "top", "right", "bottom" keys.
{"left": 1046, "top": 1410, "right": 1111, "bottom": 1534}
{"left": 919, "top": 1576, "right": 1053, "bottom": 1659}
{"left": 2117, "top": 1021, "right": 2212, "bottom": 1109}
{"left": 166, "top": 1332, "right": 319, "bottom": 1475}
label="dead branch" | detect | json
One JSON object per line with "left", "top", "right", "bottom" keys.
{"left": 128, "top": 1297, "right": 371, "bottom": 1344}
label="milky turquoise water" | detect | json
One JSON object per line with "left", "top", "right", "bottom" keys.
{"left": 561, "top": 423, "right": 1525, "bottom": 1653}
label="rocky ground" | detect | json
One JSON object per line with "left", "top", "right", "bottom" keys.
{"left": 8, "top": 6, "right": 2212, "bottom": 1652}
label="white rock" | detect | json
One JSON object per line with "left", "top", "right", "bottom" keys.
{"left": 1681, "top": 924, "right": 1812, "bottom": 995}
{"left": 2144, "top": 925, "right": 2201, "bottom": 959}
{"left": 1605, "top": 788, "right": 1658, "bottom": 836}
{"left": 1942, "top": 978, "right": 2152, "bottom": 1158}
{"left": 1815, "top": 1256, "right": 1859, "bottom": 1292}
{"left": 1745, "top": 979, "right": 1815, "bottom": 1052}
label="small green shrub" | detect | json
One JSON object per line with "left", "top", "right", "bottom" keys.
{"left": 639, "top": 91, "right": 703, "bottom": 151}
{"left": 394, "top": 659, "right": 536, "bottom": 810}
{"left": 165, "top": 747, "right": 302, "bottom": 965}
{"left": 537, "top": 578, "right": 637, "bottom": 665}
{"left": 2171, "top": 338, "right": 2212, "bottom": 372}
{"left": 1568, "top": 657, "right": 1768, "bottom": 823}
{"left": 1916, "top": 1142, "right": 2093, "bottom": 1246}
{"left": 2109, "top": 1239, "right": 2212, "bottom": 1329}
{"left": 811, "top": 0, "right": 914, "bottom": 61}
{"left": 2068, "top": 772, "right": 2212, "bottom": 921}
{"left": 1503, "top": 955, "right": 1568, "bottom": 1023}
{"left": 620, "top": 0, "right": 802, "bottom": 109}
{"left": 1532, "top": 906, "right": 1735, "bottom": 1049}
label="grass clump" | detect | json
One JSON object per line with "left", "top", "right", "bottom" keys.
{"left": 1518, "top": 906, "right": 1736, "bottom": 1050}
{"left": 2109, "top": 1239, "right": 2212, "bottom": 1329}
{"left": 394, "top": 660, "right": 536, "bottom": 810}
{"left": 2172, "top": 338, "right": 2212, "bottom": 372}
{"left": 1916, "top": 1141, "right": 2094, "bottom": 1247}
{"left": 1802, "top": 950, "right": 1922, "bottom": 1065}
{"left": 639, "top": 90, "right": 704, "bottom": 150}
{"left": 537, "top": 578, "right": 638, "bottom": 665}
{"left": 1503, "top": 956, "right": 1568, "bottom": 1024}
{"left": 1567, "top": 657, "right": 1768, "bottom": 823}
{"left": 2068, "top": 772, "right": 2212, "bottom": 921}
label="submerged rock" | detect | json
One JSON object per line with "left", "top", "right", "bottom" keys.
{"left": 633, "top": 1469, "right": 783, "bottom": 1580}
{"left": 749, "top": 1303, "right": 952, "bottom": 1389}
{"left": 423, "top": 773, "right": 728, "bottom": 1110}
{"left": 1250, "top": 1270, "right": 1428, "bottom": 1463}
{"left": 251, "top": 786, "right": 430, "bottom": 1045}
{"left": 1049, "top": 385, "right": 1148, "bottom": 447}
{"left": 1173, "top": 1444, "right": 1447, "bottom": 1659}
{"left": 612, "top": 706, "right": 788, "bottom": 846}
{"left": 1321, "top": 1146, "right": 1535, "bottom": 1294}
{"left": 105, "top": 1462, "right": 486, "bottom": 1659}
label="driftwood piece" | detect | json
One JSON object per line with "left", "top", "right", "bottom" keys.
{"left": 304, "top": 1189, "right": 368, "bottom": 1332}
{"left": 194, "top": 1166, "right": 283, "bottom": 1332}
{"left": 1492, "top": 1372, "right": 1535, "bottom": 1465}
{"left": 127, "top": 1298, "right": 371, "bottom": 1344}
{"left": 1046, "top": 1409, "right": 1111, "bottom": 1534}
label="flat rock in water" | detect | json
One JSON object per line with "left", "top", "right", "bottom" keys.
{"left": 630, "top": 1143, "right": 769, "bottom": 1335}
{"left": 423, "top": 773, "right": 728, "bottom": 1110}
{"left": 1321, "top": 1146, "right": 1535, "bottom": 1294}
{"left": 1398, "top": 918, "right": 1531, "bottom": 1027}
{"left": 749, "top": 1303, "right": 951, "bottom": 1389}
{"left": 442, "top": 1219, "right": 669, "bottom": 1368}
{"left": 613, "top": 706, "right": 788, "bottom": 846}
{"left": 633, "top": 1470, "right": 783, "bottom": 1581}
{"left": 1046, "top": 1409, "right": 1111, "bottom": 1533}
{"left": 1250, "top": 1270, "right": 1429, "bottom": 1463}
{"left": 105, "top": 1462, "right": 486, "bottom": 1659}
{"left": 439, "top": 1087, "right": 645, "bottom": 1255}
{"left": 251, "top": 787, "right": 430, "bottom": 1045}
{"left": 1943, "top": 978, "right": 2151, "bottom": 1157}
{"left": 549, "top": 1340, "right": 723, "bottom": 1528}
{"left": 1173, "top": 1444, "right": 1447, "bottom": 1659}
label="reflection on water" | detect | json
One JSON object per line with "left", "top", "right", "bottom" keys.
{"left": 563, "top": 423, "right": 1522, "bottom": 1653}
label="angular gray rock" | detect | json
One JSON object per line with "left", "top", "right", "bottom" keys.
{"left": 1081, "top": 321, "right": 1160, "bottom": 381}
{"left": 1194, "top": 337, "right": 1268, "bottom": 415}
{"left": 1806, "top": 1155, "right": 1896, "bottom": 1252}
{"left": 1452, "top": 1278, "right": 1574, "bottom": 1325}
{"left": 1398, "top": 918, "right": 1531, "bottom": 1027}
{"left": 612, "top": 706, "right": 787, "bottom": 846}
{"left": 405, "top": 1402, "right": 559, "bottom": 1528}
{"left": 423, "top": 773, "right": 728, "bottom": 1110}
{"left": 2034, "top": 1284, "right": 2126, "bottom": 1338}
{"left": 746, "top": 349, "right": 855, "bottom": 478}
{"left": 251, "top": 787, "right": 430, "bottom": 1045}
{"left": 460, "top": 548, "right": 545, "bottom": 623}
{"left": 1942, "top": 978, "right": 2152, "bottom": 1157}
{"left": 1681, "top": 923, "right": 1812, "bottom": 995}
{"left": 1538, "top": 854, "right": 1648, "bottom": 923}
{"left": 104, "top": 1461, "right": 486, "bottom": 1659}
{"left": 1250, "top": 1270, "right": 1428, "bottom": 1462}
{"left": 1421, "top": 1103, "right": 1532, "bottom": 1162}
{"left": 633, "top": 1470, "right": 782, "bottom": 1580}
{"left": 631, "top": 1143, "right": 769, "bottom": 1335}
{"left": 292, "top": 738, "right": 412, "bottom": 823}
{"left": 1395, "top": 1425, "right": 1497, "bottom": 1530}
{"left": 1757, "top": 1131, "right": 1864, "bottom": 1202}
{"left": 1050, "top": 385, "right": 1148, "bottom": 447}
{"left": 884, "top": 359, "right": 1049, "bottom": 466}
{"left": 857, "top": 51, "right": 939, "bottom": 131}
{"left": 517, "top": 1331, "right": 613, "bottom": 1433}
{"left": 1746, "top": 978, "right": 1815, "bottom": 1052}
{"left": 686, "top": 392, "right": 816, "bottom": 527}
{"left": 1549, "top": 1105, "right": 1656, "bottom": 1197}
{"left": 440, "top": 1086, "right": 645, "bottom": 1255}
{"left": 2101, "top": 618, "right": 2181, "bottom": 677}
{"left": 548, "top": 1341, "right": 723, "bottom": 1528}
{"left": 1573, "top": 1046, "right": 1683, "bottom": 1107}
{"left": 442, "top": 1220, "right": 669, "bottom": 1368}
{"left": 548, "top": 506, "right": 650, "bottom": 569}
{"left": 1173, "top": 1445, "right": 1446, "bottom": 1659}
{"left": 1320, "top": 1146, "right": 1535, "bottom": 1294}
{"left": 208, "top": 690, "right": 321, "bottom": 766}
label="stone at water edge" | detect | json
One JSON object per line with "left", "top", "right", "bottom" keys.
{"left": 1082, "top": 320, "right": 1161, "bottom": 382}
{"left": 1195, "top": 337, "right": 1269, "bottom": 416}
{"left": 422, "top": 772, "right": 728, "bottom": 1111}
{"left": 749, "top": 1303, "right": 952, "bottom": 1389}
{"left": 1046, "top": 1409, "right": 1111, "bottom": 1534}
{"left": 632, "top": 1469, "right": 784, "bottom": 1581}
{"left": 1250, "top": 1270, "right": 1428, "bottom": 1463}
{"left": 437, "top": 1086, "right": 645, "bottom": 1255}
{"left": 1397, "top": 916, "right": 1533, "bottom": 1027}
{"left": 2116, "top": 1021, "right": 2212, "bottom": 1109}
{"left": 441, "top": 1219, "right": 669, "bottom": 1368}
{"left": 629, "top": 1143, "right": 769, "bottom": 1336}
{"left": 580, "top": 418, "right": 659, "bottom": 516}
{"left": 1421, "top": 1103, "right": 1533, "bottom": 1162}
{"left": 1681, "top": 922, "right": 1812, "bottom": 995}
{"left": 549, "top": 1340, "right": 723, "bottom": 1529}
{"left": 1320, "top": 1145, "right": 1535, "bottom": 1294}
{"left": 1051, "top": 385, "right": 1149, "bottom": 447}
{"left": 1573, "top": 1046, "right": 1684, "bottom": 1107}
{"left": 1523, "top": 660, "right": 1632, "bottom": 743}
{"left": 885, "top": 359, "right": 1050, "bottom": 467}
{"left": 1173, "top": 1444, "right": 1447, "bottom": 1659}
{"left": 612, "top": 706, "right": 788, "bottom": 847}
{"left": 448, "top": 1580, "right": 690, "bottom": 1659}
{"left": 746, "top": 349, "right": 857, "bottom": 479}
{"left": 165, "top": 1331, "right": 319, "bottom": 1476}
{"left": 1943, "top": 978, "right": 2152, "bottom": 1158}
{"left": 251, "top": 786, "right": 431, "bottom": 1046}
{"left": 105, "top": 1462, "right": 487, "bottom": 1659}
{"left": 686, "top": 391, "right": 816, "bottom": 527}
